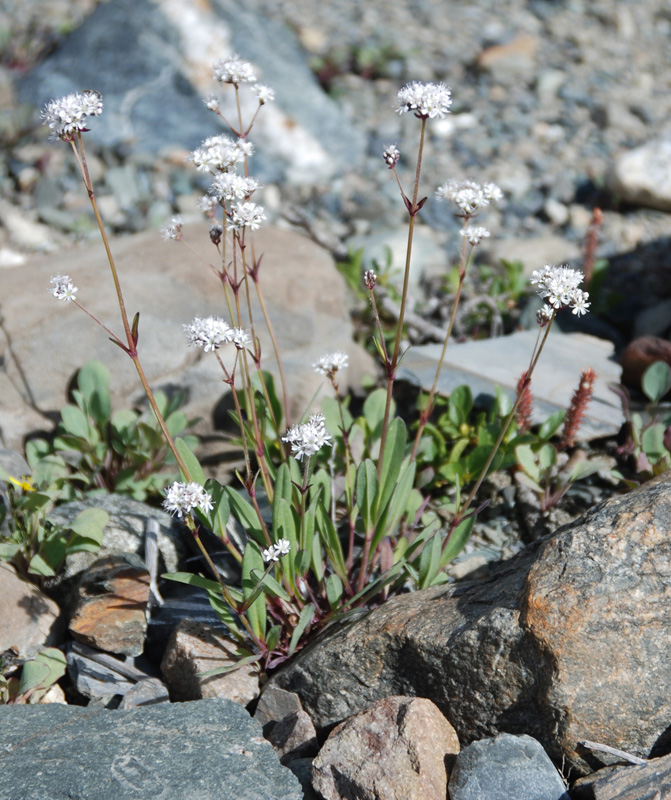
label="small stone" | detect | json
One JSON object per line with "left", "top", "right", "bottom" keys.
{"left": 161, "top": 619, "right": 260, "bottom": 705}
{"left": 312, "top": 696, "right": 460, "bottom": 800}
{"left": 255, "top": 684, "right": 304, "bottom": 733}
{"left": 267, "top": 710, "right": 319, "bottom": 764}
{"left": 448, "top": 734, "right": 569, "bottom": 800}
{"left": 118, "top": 678, "right": 170, "bottom": 709}
{"left": 619, "top": 336, "right": 671, "bottom": 390}
{"left": 0, "top": 562, "right": 63, "bottom": 659}
{"left": 608, "top": 137, "right": 671, "bottom": 211}
{"left": 69, "top": 554, "right": 150, "bottom": 657}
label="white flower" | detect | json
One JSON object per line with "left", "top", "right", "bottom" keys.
{"left": 396, "top": 82, "right": 452, "bottom": 119}
{"left": 184, "top": 316, "right": 232, "bottom": 351}
{"left": 460, "top": 226, "right": 490, "bottom": 245}
{"left": 198, "top": 195, "right": 218, "bottom": 215}
{"left": 231, "top": 327, "right": 251, "bottom": 350}
{"left": 275, "top": 538, "right": 291, "bottom": 557}
{"left": 160, "top": 216, "right": 183, "bottom": 241}
{"left": 313, "top": 352, "right": 349, "bottom": 376}
{"left": 213, "top": 54, "right": 257, "bottom": 85}
{"left": 536, "top": 304, "right": 554, "bottom": 326}
{"left": 204, "top": 94, "right": 220, "bottom": 111}
{"left": 383, "top": 145, "right": 400, "bottom": 168}
{"left": 163, "top": 481, "right": 213, "bottom": 518}
{"left": 436, "top": 179, "right": 503, "bottom": 216}
{"left": 262, "top": 538, "right": 291, "bottom": 562}
{"left": 41, "top": 90, "right": 103, "bottom": 140}
{"left": 530, "top": 265, "right": 590, "bottom": 316}
{"left": 190, "top": 135, "right": 250, "bottom": 175}
{"left": 50, "top": 275, "right": 78, "bottom": 302}
{"left": 282, "top": 413, "right": 332, "bottom": 461}
{"left": 251, "top": 84, "right": 275, "bottom": 104}
{"left": 228, "top": 201, "right": 266, "bottom": 232}
{"left": 364, "top": 270, "right": 377, "bottom": 289}
{"left": 210, "top": 174, "right": 261, "bottom": 202}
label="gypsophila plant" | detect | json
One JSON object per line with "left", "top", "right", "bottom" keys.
{"left": 42, "top": 69, "right": 596, "bottom": 673}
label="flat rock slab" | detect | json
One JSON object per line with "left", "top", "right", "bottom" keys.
{"left": 399, "top": 329, "right": 623, "bottom": 441}
{"left": 0, "top": 698, "right": 302, "bottom": 800}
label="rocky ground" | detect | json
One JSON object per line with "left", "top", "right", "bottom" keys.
{"left": 2, "top": 0, "right": 671, "bottom": 798}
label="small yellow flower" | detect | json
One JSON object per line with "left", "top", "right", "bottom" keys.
{"left": 7, "top": 475, "right": 34, "bottom": 492}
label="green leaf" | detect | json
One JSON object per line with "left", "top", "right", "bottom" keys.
{"left": 315, "top": 503, "right": 347, "bottom": 582}
{"left": 273, "top": 462, "right": 294, "bottom": 507}
{"left": 325, "top": 573, "right": 343, "bottom": 609}
{"left": 18, "top": 647, "right": 66, "bottom": 698}
{"left": 439, "top": 515, "right": 475, "bottom": 567}
{"left": 265, "top": 624, "right": 282, "bottom": 652}
{"left": 27, "top": 552, "right": 57, "bottom": 577}
{"left": 515, "top": 444, "right": 540, "bottom": 483}
{"left": 356, "top": 459, "right": 378, "bottom": 533}
{"left": 373, "top": 459, "right": 416, "bottom": 550}
{"left": 60, "top": 405, "right": 92, "bottom": 441}
{"left": 201, "top": 479, "right": 230, "bottom": 539}
{"left": 226, "top": 488, "right": 267, "bottom": 548}
{"left": 376, "top": 417, "right": 407, "bottom": 517}
{"left": 241, "top": 542, "right": 267, "bottom": 640}
{"left": 363, "top": 388, "right": 390, "bottom": 439}
{"left": 569, "top": 458, "right": 610, "bottom": 482}
{"left": 0, "top": 542, "right": 21, "bottom": 560}
{"left": 66, "top": 508, "right": 109, "bottom": 545}
{"left": 642, "top": 361, "right": 671, "bottom": 405}
{"left": 418, "top": 532, "right": 442, "bottom": 589}
{"left": 538, "top": 410, "right": 566, "bottom": 441}
{"left": 288, "top": 603, "right": 315, "bottom": 656}
{"left": 176, "top": 438, "right": 206, "bottom": 485}
{"left": 163, "top": 572, "right": 223, "bottom": 593}
{"left": 250, "top": 569, "right": 291, "bottom": 602}
{"left": 448, "top": 384, "right": 473, "bottom": 427}
{"left": 77, "top": 360, "right": 110, "bottom": 400}
{"left": 538, "top": 443, "right": 556, "bottom": 472}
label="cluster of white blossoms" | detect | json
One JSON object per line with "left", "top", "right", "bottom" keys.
{"left": 213, "top": 54, "right": 257, "bottom": 85}
{"left": 531, "top": 265, "right": 591, "bottom": 318}
{"left": 228, "top": 201, "right": 266, "bottom": 232}
{"left": 436, "top": 179, "right": 503, "bottom": 216}
{"left": 262, "top": 538, "right": 291, "bottom": 563}
{"left": 41, "top": 90, "right": 103, "bottom": 140}
{"left": 383, "top": 145, "right": 400, "bottom": 169}
{"left": 184, "top": 316, "right": 250, "bottom": 351}
{"left": 396, "top": 82, "right": 452, "bottom": 119}
{"left": 191, "top": 135, "right": 252, "bottom": 175}
{"left": 460, "top": 226, "right": 491, "bottom": 246}
{"left": 210, "top": 174, "right": 261, "bottom": 202}
{"left": 163, "top": 481, "right": 213, "bottom": 519}
{"left": 313, "top": 352, "right": 349, "bottom": 376}
{"left": 160, "top": 216, "right": 184, "bottom": 241}
{"left": 251, "top": 84, "right": 275, "bottom": 104}
{"left": 50, "top": 275, "right": 78, "bottom": 302}
{"left": 282, "top": 414, "right": 332, "bottom": 461}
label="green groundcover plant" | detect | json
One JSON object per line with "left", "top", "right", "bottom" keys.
{"left": 35, "top": 61, "right": 596, "bottom": 673}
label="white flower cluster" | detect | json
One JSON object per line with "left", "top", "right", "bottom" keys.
{"left": 213, "top": 54, "right": 257, "bottom": 85}
{"left": 160, "top": 216, "right": 184, "bottom": 241}
{"left": 251, "top": 84, "right": 275, "bottom": 104}
{"left": 396, "top": 82, "right": 452, "bottom": 119}
{"left": 228, "top": 201, "right": 266, "bottom": 232}
{"left": 262, "top": 538, "right": 291, "bottom": 563}
{"left": 163, "top": 481, "right": 213, "bottom": 518}
{"left": 210, "top": 174, "right": 261, "bottom": 202}
{"left": 436, "top": 179, "right": 503, "bottom": 216}
{"left": 282, "top": 413, "right": 332, "bottom": 461}
{"left": 50, "top": 275, "right": 78, "bottom": 302}
{"left": 184, "top": 316, "right": 250, "bottom": 351}
{"left": 460, "top": 226, "right": 490, "bottom": 246}
{"left": 530, "top": 265, "right": 591, "bottom": 317}
{"left": 191, "top": 135, "right": 252, "bottom": 175}
{"left": 313, "top": 352, "right": 349, "bottom": 376}
{"left": 41, "top": 90, "right": 103, "bottom": 140}
{"left": 383, "top": 145, "right": 400, "bottom": 169}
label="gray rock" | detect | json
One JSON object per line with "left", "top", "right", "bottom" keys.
{"left": 399, "top": 328, "right": 624, "bottom": 441}
{"left": 46, "top": 494, "right": 187, "bottom": 586}
{"left": 270, "top": 475, "right": 671, "bottom": 776}
{"left": 118, "top": 678, "right": 170, "bottom": 709}
{"left": 17, "top": 0, "right": 363, "bottom": 183}
{"left": 267, "top": 709, "right": 319, "bottom": 764}
{"left": 1, "top": 224, "right": 373, "bottom": 453}
{"left": 0, "top": 562, "right": 64, "bottom": 659}
{"left": 254, "top": 684, "right": 304, "bottom": 733}
{"left": 448, "top": 733, "right": 569, "bottom": 800}
{"left": 0, "top": 698, "right": 302, "bottom": 800}
{"left": 608, "top": 137, "right": 671, "bottom": 212}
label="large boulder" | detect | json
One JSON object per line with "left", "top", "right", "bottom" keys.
{"left": 270, "top": 475, "right": 671, "bottom": 776}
